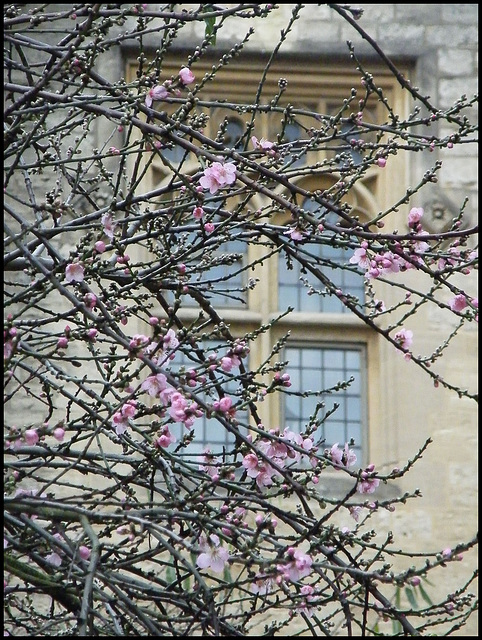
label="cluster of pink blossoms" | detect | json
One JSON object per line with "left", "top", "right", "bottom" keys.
{"left": 328, "top": 443, "right": 379, "bottom": 495}
{"left": 277, "top": 547, "right": 313, "bottom": 582}
{"left": 130, "top": 327, "right": 179, "bottom": 365}
{"left": 242, "top": 427, "right": 316, "bottom": 489}
{"left": 349, "top": 241, "right": 428, "bottom": 280}
{"left": 140, "top": 371, "right": 202, "bottom": 431}
{"left": 198, "top": 448, "right": 221, "bottom": 480}
{"left": 357, "top": 464, "right": 380, "bottom": 494}
{"left": 112, "top": 399, "right": 137, "bottom": 436}
{"left": 199, "top": 161, "right": 236, "bottom": 194}
{"left": 294, "top": 585, "right": 318, "bottom": 618}
{"left": 145, "top": 67, "right": 195, "bottom": 107}
{"left": 45, "top": 532, "right": 91, "bottom": 568}
{"left": 349, "top": 207, "right": 432, "bottom": 280}
{"left": 329, "top": 442, "right": 357, "bottom": 469}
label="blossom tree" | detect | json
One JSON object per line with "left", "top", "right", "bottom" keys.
{"left": 4, "top": 3, "right": 478, "bottom": 637}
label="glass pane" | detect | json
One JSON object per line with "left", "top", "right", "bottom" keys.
{"left": 325, "top": 422, "right": 345, "bottom": 445}
{"left": 285, "top": 348, "right": 300, "bottom": 367}
{"left": 282, "top": 345, "right": 365, "bottom": 459}
{"left": 346, "top": 372, "right": 361, "bottom": 394}
{"left": 278, "top": 242, "right": 365, "bottom": 314}
{"left": 346, "top": 351, "right": 361, "bottom": 368}
{"left": 279, "top": 284, "right": 299, "bottom": 310}
{"left": 224, "top": 118, "right": 245, "bottom": 150}
{"left": 325, "top": 350, "right": 344, "bottom": 370}
{"left": 346, "top": 396, "right": 361, "bottom": 421}
{"left": 302, "top": 349, "right": 321, "bottom": 368}
{"left": 166, "top": 341, "right": 246, "bottom": 453}
{"left": 282, "top": 122, "right": 305, "bottom": 168}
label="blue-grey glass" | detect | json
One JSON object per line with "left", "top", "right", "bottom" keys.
{"left": 325, "top": 422, "right": 346, "bottom": 445}
{"left": 325, "top": 349, "right": 344, "bottom": 369}
{"left": 346, "top": 396, "right": 361, "bottom": 421}
{"left": 345, "top": 351, "right": 361, "bottom": 369}
{"left": 224, "top": 118, "right": 245, "bottom": 150}
{"left": 283, "top": 122, "right": 305, "bottom": 167}
{"left": 281, "top": 346, "right": 364, "bottom": 457}
{"left": 278, "top": 200, "right": 365, "bottom": 312}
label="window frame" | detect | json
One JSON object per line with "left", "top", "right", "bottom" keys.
{"left": 126, "top": 55, "right": 410, "bottom": 465}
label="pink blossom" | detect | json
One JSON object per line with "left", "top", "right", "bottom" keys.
{"left": 4, "top": 338, "right": 14, "bottom": 360}
{"left": 251, "top": 136, "right": 276, "bottom": 156}
{"left": 87, "top": 328, "right": 98, "bottom": 342}
{"left": 349, "top": 243, "right": 371, "bottom": 270}
{"left": 163, "top": 328, "right": 179, "bottom": 352}
{"left": 257, "top": 436, "right": 288, "bottom": 461}
{"left": 141, "top": 373, "right": 168, "bottom": 398}
{"left": 204, "top": 222, "right": 215, "bottom": 233}
{"left": 393, "top": 328, "right": 413, "bottom": 351}
{"left": 220, "top": 354, "right": 241, "bottom": 372}
{"left": 408, "top": 207, "right": 424, "bottom": 228}
{"left": 286, "top": 227, "right": 304, "bottom": 242}
{"left": 274, "top": 372, "right": 291, "bottom": 387}
{"left": 101, "top": 212, "right": 117, "bottom": 240}
{"left": 349, "top": 505, "right": 363, "bottom": 522}
{"left": 448, "top": 294, "right": 468, "bottom": 312}
{"left": 373, "top": 299, "right": 386, "bottom": 313}
{"left": 112, "top": 413, "right": 129, "bottom": 435}
{"left": 411, "top": 230, "right": 430, "bottom": 254}
{"left": 357, "top": 467, "right": 380, "bottom": 494}
{"left": 94, "top": 240, "right": 106, "bottom": 253}
{"left": 179, "top": 67, "right": 195, "bottom": 85}
{"left": 24, "top": 429, "right": 39, "bottom": 446}
{"left": 329, "top": 442, "right": 357, "bottom": 469}
{"left": 278, "top": 548, "right": 313, "bottom": 582}
{"left": 145, "top": 84, "right": 169, "bottom": 108}
{"left": 154, "top": 425, "right": 176, "bottom": 448}
{"left": 251, "top": 573, "right": 277, "bottom": 595}
{"left": 242, "top": 453, "right": 279, "bottom": 488}
{"left": 199, "top": 449, "right": 221, "bottom": 479}
{"left": 122, "top": 400, "right": 137, "bottom": 418}
{"left": 53, "top": 427, "right": 65, "bottom": 442}
{"left": 242, "top": 453, "right": 259, "bottom": 476}
{"left": 57, "top": 337, "right": 69, "bottom": 350}
{"left": 112, "top": 400, "right": 137, "bottom": 435}
{"left": 295, "top": 584, "right": 317, "bottom": 618}
{"left": 78, "top": 545, "right": 91, "bottom": 560}
{"left": 281, "top": 427, "right": 314, "bottom": 463}
{"left": 45, "top": 552, "right": 62, "bottom": 567}
{"left": 193, "top": 206, "right": 204, "bottom": 219}
{"left": 376, "top": 251, "right": 402, "bottom": 275}
{"left": 213, "top": 396, "right": 236, "bottom": 418}
{"left": 65, "top": 262, "right": 85, "bottom": 283}
{"left": 84, "top": 293, "right": 97, "bottom": 309}
{"left": 199, "top": 162, "right": 237, "bottom": 194}
{"left": 168, "top": 392, "right": 202, "bottom": 428}
{"left": 196, "top": 534, "right": 230, "bottom": 573}
{"left": 377, "top": 157, "right": 387, "bottom": 168}
{"left": 129, "top": 334, "right": 151, "bottom": 351}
